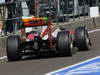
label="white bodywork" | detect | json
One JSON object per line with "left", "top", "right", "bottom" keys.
{"left": 42, "top": 28, "right": 61, "bottom": 40}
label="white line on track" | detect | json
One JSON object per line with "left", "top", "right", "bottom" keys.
{"left": 45, "top": 56, "right": 100, "bottom": 75}
{"left": 88, "top": 28, "right": 100, "bottom": 33}
{"left": 0, "top": 28, "right": 100, "bottom": 60}
{"left": 0, "top": 56, "right": 7, "bottom": 60}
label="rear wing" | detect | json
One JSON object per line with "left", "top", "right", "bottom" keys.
{"left": 21, "top": 16, "right": 48, "bottom": 27}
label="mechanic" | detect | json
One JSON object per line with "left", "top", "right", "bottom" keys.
{"left": 5, "top": 0, "right": 16, "bottom": 34}
{"left": 26, "top": 0, "right": 35, "bottom": 15}
{"left": 0, "top": 1, "right": 8, "bottom": 36}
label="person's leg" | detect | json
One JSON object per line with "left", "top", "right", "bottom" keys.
{"left": 0, "top": 21, "right": 3, "bottom": 36}
{"left": 0, "top": 23, "right": 2, "bottom": 34}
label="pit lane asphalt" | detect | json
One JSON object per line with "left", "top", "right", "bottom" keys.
{"left": 0, "top": 30, "right": 100, "bottom": 75}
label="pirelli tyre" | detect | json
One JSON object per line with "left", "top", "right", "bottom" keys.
{"left": 57, "top": 31, "right": 73, "bottom": 57}
{"left": 6, "top": 35, "right": 21, "bottom": 61}
{"left": 75, "top": 26, "right": 92, "bottom": 51}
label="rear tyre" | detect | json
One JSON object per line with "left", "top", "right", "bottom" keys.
{"left": 6, "top": 35, "right": 21, "bottom": 61}
{"left": 75, "top": 26, "right": 92, "bottom": 51}
{"left": 57, "top": 31, "right": 73, "bottom": 57}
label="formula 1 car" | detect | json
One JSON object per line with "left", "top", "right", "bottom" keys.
{"left": 6, "top": 16, "right": 92, "bottom": 61}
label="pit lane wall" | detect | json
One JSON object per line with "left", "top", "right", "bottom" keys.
{"left": 54, "top": 17, "right": 100, "bottom": 30}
